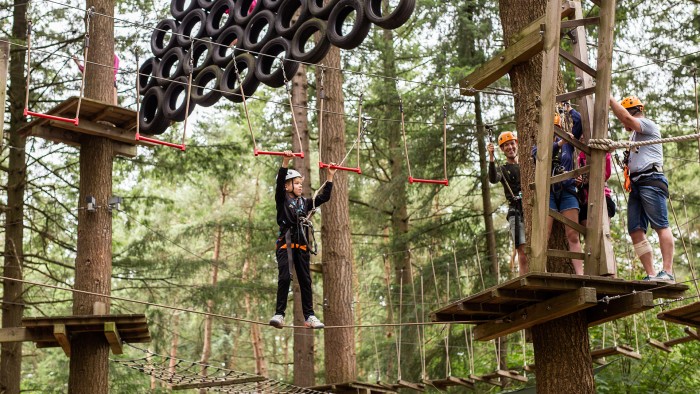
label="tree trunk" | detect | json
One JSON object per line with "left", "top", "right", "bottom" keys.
{"left": 290, "top": 64, "right": 315, "bottom": 386}
{"left": 1, "top": 3, "right": 28, "bottom": 392}
{"left": 199, "top": 188, "right": 226, "bottom": 393}
{"left": 167, "top": 312, "right": 180, "bottom": 390}
{"left": 318, "top": 46, "right": 356, "bottom": 383}
{"left": 498, "top": 1, "right": 594, "bottom": 392}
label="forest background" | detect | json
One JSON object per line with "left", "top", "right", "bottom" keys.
{"left": 1, "top": 0, "right": 699, "bottom": 392}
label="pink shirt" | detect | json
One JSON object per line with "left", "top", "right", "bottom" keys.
{"left": 578, "top": 151, "right": 612, "bottom": 200}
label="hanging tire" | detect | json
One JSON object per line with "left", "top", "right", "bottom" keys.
{"left": 176, "top": 9, "right": 209, "bottom": 47}
{"left": 327, "top": 0, "right": 371, "bottom": 50}
{"left": 198, "top": 0, "right": 217, "bottom": 10}
{"left": 290, "top": 18, "right": 331, "bottom": 64}
{"left": 262, "top": 0, "right": 283, "bottom": 12}
{"left": 212, "top": 25, "right": 245, "bottom": 66}
{"left": 156, "top": 47, "right": 188, "bottom": 88}
{"left": 221, "top": 53, "right": 261, "bottom": 102}
{"left": 206, "top": 0, "right": 236, "bottom": 39}
{"left": 192, "top": 65, "right": 223, "bottom": 107}
{"left": 171, "top": 0, "right": 200, "bottom": 21}
{"left": 138, "top": 57, "right": 160, "bottom": 95}
{"left": 255, "top": 37, "right": 299, "bottom": 88}
{"left": 162, "top": 76, "right": 197, "bottom": 121}
{"left": 140, "top": 86, "right": 170, "bottom": 135}
{"left": 242, "top": 10, "right": 277, "bottom": 53}
{"left": 232, "top": 0, "right": 264, "bottom": 26}
{"left": 308, "top": 0, "right": 340, "bottom": 19}
{"left": 191, "top": 38, "right": 215, "bottom": 75}
{"left": 364, "top": 0, "right": 414, "bottom": 30}
{"left": 151, "top": 19, "right": 179, "bottom": 57}
{"left": 275, "top": 0, "right": 311, "bottom": 39}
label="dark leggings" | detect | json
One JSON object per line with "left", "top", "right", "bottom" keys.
{"left": 275, "top": 246, "right": 314, "bottom": 319}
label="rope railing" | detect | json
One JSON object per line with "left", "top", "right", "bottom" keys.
{"left": 589, "top": 132, "right": 700, "bottom": 151}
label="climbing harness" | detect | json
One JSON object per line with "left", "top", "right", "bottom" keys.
{"left": 24, "top": 7, "right": 93, "bottom": 125}
{"left": 399, "top": 90, "right": 449, "bottom": 186}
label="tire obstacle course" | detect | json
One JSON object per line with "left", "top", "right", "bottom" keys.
{"left": 138, "top": 0, "right": 416, "bottom": 136}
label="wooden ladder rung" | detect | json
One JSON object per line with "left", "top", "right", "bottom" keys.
{"left": 549, "top": 209, "right": 587, "bottom": 234}
{"left": 547, "top": 248, "right": 586, "bottom": 260}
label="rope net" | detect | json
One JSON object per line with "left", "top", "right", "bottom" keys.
{"left": 112, "top": 345, "right": 327, "bottom": 393}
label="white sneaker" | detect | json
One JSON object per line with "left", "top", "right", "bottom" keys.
{"left": 269, "top": 314, "right": 284, "bottom": 329}
{"left": 305, "top": 315, "right": 324, "bottom": 329}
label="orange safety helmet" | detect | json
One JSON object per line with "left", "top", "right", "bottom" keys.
{"left": 620, "top": 96, "right": 644, "bottom": 111}
{"left": 498, "top": 131, "right": 517, "bottom": 146}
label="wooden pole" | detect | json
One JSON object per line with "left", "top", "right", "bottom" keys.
{"left": 0, "top": 40, "right": 8, "bottom": 150}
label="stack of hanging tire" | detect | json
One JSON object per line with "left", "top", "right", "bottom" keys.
{"left": 138, "top": 0, "right": 415, "bottom": 135}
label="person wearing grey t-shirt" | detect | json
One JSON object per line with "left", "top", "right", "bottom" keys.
{"left": 609, "top": 95, "right": 675, "bottom": 282}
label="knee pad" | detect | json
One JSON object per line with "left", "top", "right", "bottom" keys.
{"left": 634, "top": 239, "right": 652, "bottom": 259}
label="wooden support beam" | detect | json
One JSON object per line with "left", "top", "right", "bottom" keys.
{"left": 560, "top": 17, "right": 600, "bottom": 29}
{"left": 555, "top": 86, "right": 597, "bottom": 102}
{"left": 554, "top": 125, "right": 591, "bottom": 154}
{"left": 104, "top": 322, "right": 123, "bottom": 355}
{"left": 30, "top": 125, "right": 137, "bottom": 157}
{"left": 54, "top": 324, "right": 70, "bottom": 357}
{"left": 508, "top": 1, "right": 576, "bottom": 44}
{"left": 460, "top": 30, "right": 544, "bottom": 95}
{"left": 473, "top": 287, "right": 598, "bottom": 341}
{"left": 549, "top": 208, "right": 587, "bottom": 234}
{"left": 518, "top": 275, "right": 687, "bottom": 300}
{"left": 559, "top": 48, "right": 597, "bottom": 77}
{"left": 586, "top": 291, "right": 654, "bottom": 327}
{"left": 547, "top": 249, "right": 586, "bottom": 260}
{"left": 647, "top": 338, "right": 672, "bottom": 353}
{"left": 489, "top": 288, "right": 550, "bottom": 303}
{"left": 0, "top": 327, "right": 34, "bottom": 343}
{"left": 551, "top": 165, "right": 591, "bottom": 186}
{"left": 172, "top": 376, "right": 266, "bottom": 390}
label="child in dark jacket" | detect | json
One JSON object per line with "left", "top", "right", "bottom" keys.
{"left": 270, "top": 151, "right": 337, "bottom": 329}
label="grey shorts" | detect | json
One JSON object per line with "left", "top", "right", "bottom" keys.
{"left": 508, "top": 214, "right": 526, "bottom": 247}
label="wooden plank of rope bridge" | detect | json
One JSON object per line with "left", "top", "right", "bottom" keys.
{"left": 590, "top": 345, "right": 641, "bottom": 360}
{"left": 661, "top": 327, "right": 700, "bottom": 348}
{"left": 395, "top": 380, "right": 425, "bottom": 391}
{"left": 586, "top": 291, "right": 654, "bottom": 327}
{"left": 469, "top": 374, "right": 505, "bottom": 387}
{"left": 548, "top": 208, "right": 587, "bottom": 234}
{"left": 423, "top": 376, "right": 474, "bottom": 389}
{"left": 647, "top": 338, "right": 672, "bottom": 353}
{"left": 657, "top": 301, "right": 700, "bottom": 328}
{"left": 54, "top": 324, "right": 70, "bottom": 356}
{"left": 171, "top": 376, "right": 266, "bottom": 390}
{"left": 494, "top": 369, "right": 528, "bottom": 382}
{"left": 104, "top": 322, "right": 123, "bottom": 355}
{"left": 473, "top": 287, "right": 598, "bottom": 341}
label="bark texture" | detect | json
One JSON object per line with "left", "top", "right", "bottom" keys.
{"left": 68, "top": 1, "right": 115, "bottom": 392}
{"left": 498, "top": 1, "right": 595, "bottom": 392}
{"left": 318, "top": 46, "right": 356, "bottom": 383}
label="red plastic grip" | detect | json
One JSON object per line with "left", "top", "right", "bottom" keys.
{"left": 319, "top": 161, "right": 362, "bottom": 174}
{"left": 254, "top": 149, "right": 304, "bottom": 158}
{"left": 136, "top": 134, "right": 186, "bottom": 151}
{"left": 408, "top": 177, "right": 449, "bottom": 186}
{"left": 25, "top": 109, "right": 79, "bottom": 125}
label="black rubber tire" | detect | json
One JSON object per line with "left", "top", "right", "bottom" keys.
{"left": 191, "top": 38, "right": 214, "bottom": 75}
{"left": 198, "top": 0, "right": 217, "bottom": 10}
{"left": 176, "top": 8, "right": 208, "bottom": 47}
{"left": 156, "top": 47, "right": 187, "bottom": 87}
{"left": 327, "top": 0, "right": 371, "bottom": 50}
{"left": 171, "top": 0, "right": 200, "bottom": 21}
{"left": 150, "top": 19, "right": 179, "bottom": 57}
{"left": 308, "top": 0, "right": 340, "bottom": 18}
{"left": 221, "top": 53, "right": 261, "bottom": 102}
{"left": 205, "top": 0, "right": 236, "bottom": 39}
{"left": 139, "top": 86, "right": 170, "bottom": 135}
{"left": 290, "top": 18, "right": 331, "bottom": 64}
{"left": 232, "top": 0, "right": 264, "bottom": 26}
{"left": 242, "top": 9, "right": 277, "bottom": 53}
{"left": 192, "top": 65, "right": 223, "bottom": 107}
{"left": 254, "top": 37, "right": 299, "bottom": 88}
{"left": 212, "top": 25, "right": 245, "bottom": 66}
{"left": 262, "top": 0, "right": 283, "bottom": 12}
{"left": 138, "top": 57, "right": 160, "bottom": 95}
{"left": 162, "top": 76, "right": 197, "bottom": 121}
{"left": 364, "top": 0, "right": 415, "bottom": 30}
{"left": 275, "top": 0, "right": 311, "bottom": 39}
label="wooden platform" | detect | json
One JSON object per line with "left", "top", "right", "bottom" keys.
{"left": 430, "top": 273, "right": 688, "bottom": 341}
{"left": 18, "top": 96, "right": 155, "bottom": 157}
{"left": 0, "top": 314, "right": 151, "bottom": 356}
{"left": 657, "top": 301, "right": 700, "bottom": 328}
{"left": 308, "top": 381, "right": 398, "bottom": 393}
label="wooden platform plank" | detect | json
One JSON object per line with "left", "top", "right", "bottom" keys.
{"left": 54, "top": 324, "right": 70, "bottom": 357}
{"left": 104, "top": 322, "right": 123, "bottom": 355}
{"left": 422, "top": 376, "right": 474, "bottom": 389}
{"left": 395, "top": 379, "right": 425, "bottom": 392}
{"left": 0, "top": 327, "right": 34, "bottom": 343}
{"left": 172, "top": 376, "right": 266, "bottom": 390}
{"left": 657, "top": 301, "right": 700, "bottom": 328}
{"left": 473, "top": 287, "right": 598, "bottom": 341}
{"left": 590, "top": 345, "right": 641, "bottom": 360}
{"left": 495, "top": 369, "right": 528, "bottom": 382}
{"left": 647, "top": 338, "right": 672, "bottom": 353}
{"left": 469, "top": 374, "right": 504, "bottom": 387}
{"left": 586, "top": 291, "right": 654, "bottom": 327}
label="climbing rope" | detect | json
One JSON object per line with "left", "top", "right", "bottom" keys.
{"left": 589, "top": 132, "right": 700, "bottom": 151}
